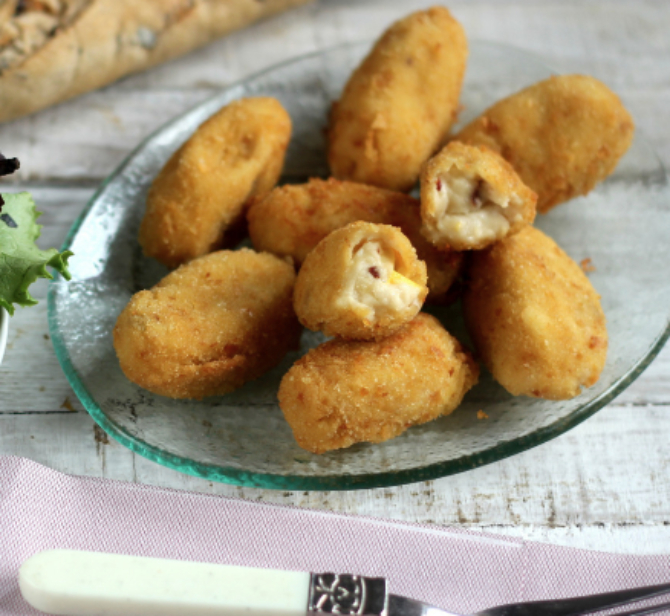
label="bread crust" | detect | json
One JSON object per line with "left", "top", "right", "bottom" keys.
{"left": 0, "top": 0, "right": 312, "bottom": 123}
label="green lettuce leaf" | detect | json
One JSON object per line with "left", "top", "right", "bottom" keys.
{"left": 0, "top": 192, "right": 73, "bottom": 316}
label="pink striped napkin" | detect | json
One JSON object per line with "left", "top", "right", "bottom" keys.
{"left": 1, "top": 455, "right": 668, "bottom": 615}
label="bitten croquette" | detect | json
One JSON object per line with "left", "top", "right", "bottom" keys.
{"left": 420, "top": 141, "right": 537, "bottom": 251}
{"left": 293, "top": 222, "right": 428, "bottom": 340}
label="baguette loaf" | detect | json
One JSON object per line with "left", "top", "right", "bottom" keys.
{"left": 0, "top": 0, "right": 312, "bottom": 123}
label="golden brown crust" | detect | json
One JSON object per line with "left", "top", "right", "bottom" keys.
{"left": 293, "top": 221, "right": 428, "bottom": 340}
{"left": 247, "top": 177, "right": 465, "bottom": 302}
{"left": 452, "top": 74, "right": 634, "bottom": 213}
{"left": 463, "top": 226, "right": 607, "bottom": 400}
{"left": 113, "top": 248, "right": 301, "bottom": 399}
{"left": 0, "top": 1, "right": 90, "bottom": 74}
{"left": 139, "top": 97, "right": 291, "bottom": 269}
{"left": 328, "top": 6, "right": 468, "bottom": 192}
{"left": 248, "top": 178, "right": 416, "bottom": 265}
{"left": 0, "top": 0, "right": 312, "bottom": 123}
{"left": 420, "top": 141, "right": 537, "bottom": 251}
{"left": 278, "top": 313, "right": 479, "bottom": 454}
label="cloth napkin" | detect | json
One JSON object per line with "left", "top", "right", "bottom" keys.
{"left": 1, "top": 455, "right": 669, "bottom": 616}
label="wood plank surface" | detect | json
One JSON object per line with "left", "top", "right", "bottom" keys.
{"left": 1, "top": 0, "right": 669, "bottom": 555}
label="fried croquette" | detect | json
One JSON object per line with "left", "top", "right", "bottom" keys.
{"left": 452, "top": 74, "right": 634, "bottom": 213}
{"left": 139, "top": 97, "right": 291, "bottom": 268}
{"left": 294, "top": 222, "right": 428, "bottom": 340}
{"left": 113, "top": 249, "right": 301, "bottom": 399}
{"left": 463, "top": 226, "right": 607, "bottom": 400}
{"left": 328, "top": 6, "right": 468, "bottom": 192}
{"left": 420, "top": 142, "right": 537, "bottom": 251}
{"left": 278, "top": 313, "right": 479, "bottom": 454}
{"left": 247, "top": 178, "right": 465, "bottom": 302}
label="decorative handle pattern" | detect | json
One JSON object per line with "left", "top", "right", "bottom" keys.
{"left": 308, "top": 573, "right": 388, "bottom": 616}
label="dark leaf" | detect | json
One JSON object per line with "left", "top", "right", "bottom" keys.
{"left": 0, "top": 156, "right": 20, "bottom": 177}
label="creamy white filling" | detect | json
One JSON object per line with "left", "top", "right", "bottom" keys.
{"left": 337, "top": 241, "right": 422, "bottom": 321}
{"left": 431, "top": 169, "right": 523, "bottom": 245}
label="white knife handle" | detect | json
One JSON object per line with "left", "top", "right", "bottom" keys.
{"left": 19, "top": 550, "right": 388, "bottom": 616}
{"left": 20, "top": 550, "right": 309, "bottom": 616}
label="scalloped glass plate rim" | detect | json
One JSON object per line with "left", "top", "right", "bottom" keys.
{"left": 47, "top": 40, "right": 670, "bottom": 490}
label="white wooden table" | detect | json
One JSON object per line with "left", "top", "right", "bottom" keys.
{"left": 1, "top": 0, "right": 669, "bottom": 555}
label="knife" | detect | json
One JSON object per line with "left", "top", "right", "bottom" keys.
{"left": 19, "top": 550, "right": 461, "bottom": 616}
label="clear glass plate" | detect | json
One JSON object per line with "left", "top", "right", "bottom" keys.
{"left": 48, "top": 41, "right": 670, "bottom": 490}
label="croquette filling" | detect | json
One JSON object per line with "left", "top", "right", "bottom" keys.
{"left": 341, "top": 240, "right": 422, "bottom": 320}
{"left": 430, "top": 169, "right": 524, "bottom": 245}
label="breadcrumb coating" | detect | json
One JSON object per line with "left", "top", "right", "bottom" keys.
{"left": 328, "top": 6, "right": 468, "bottom": 191}
{"left": 278, "top": 313, "right": 479, "bottom": 453}
{"left": 139, "top": 97, "right": 291, "bottom": 268}
{"left": 463, "top": 226, "right": 607, "bottom": 400}
{"left": 113, "top": 249, "right": 301, "bottom": 399}
{"left": 453, "top": 74, "right": 634, "bottom": 213}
